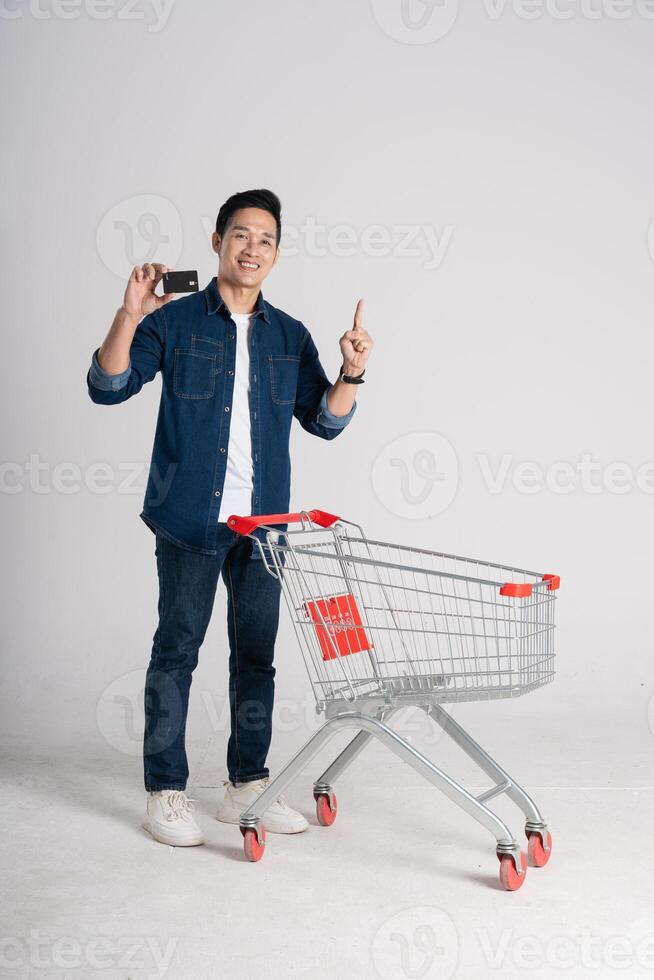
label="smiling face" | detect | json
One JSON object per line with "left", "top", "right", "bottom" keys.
{"left": 212, "top": 207, "right": 279, "bottom": 289}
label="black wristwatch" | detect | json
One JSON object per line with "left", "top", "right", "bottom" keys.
{"left": 339, "top": 367, "right": 365, "bottom": 384}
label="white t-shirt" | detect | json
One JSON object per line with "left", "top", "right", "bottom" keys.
{"left": 217, "top": 313, "right": 254, "bottom": 522}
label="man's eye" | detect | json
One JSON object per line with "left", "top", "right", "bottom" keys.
{"left": 262, "top": 240, "right": 271, "bottom": 247}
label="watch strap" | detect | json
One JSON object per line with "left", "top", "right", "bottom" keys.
{"left": 340, "top": 368, "right": 365, "bottom": 384}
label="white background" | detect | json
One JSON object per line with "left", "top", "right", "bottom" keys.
{"left": 2, "top": 3, "right": 653, "bottom": 978}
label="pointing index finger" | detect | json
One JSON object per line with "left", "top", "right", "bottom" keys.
{"left": 353, "top": 298, "right": 364, "bottom": 331}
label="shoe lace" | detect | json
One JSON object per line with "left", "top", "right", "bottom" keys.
{"left": 164, "top": 790, "right": 197, "bottom": 822}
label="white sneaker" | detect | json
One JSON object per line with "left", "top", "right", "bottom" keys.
{"left": 215, "top": 777, "right": 309, "bottom": 834}
{"left": 142, "top": 790, "right": 205, "bottom": 846}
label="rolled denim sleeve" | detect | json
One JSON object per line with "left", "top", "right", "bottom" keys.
{"left": 87, "top": 308, "right": 165, "bottom": 405}
{"left": 293, "top": 327, "right": 357, "bottom": 440}
{"left": 315, "top": 386, "right": 357, "bottom": 429}
{"left": 88, "top": 348, "right": 132, "bottom": 392}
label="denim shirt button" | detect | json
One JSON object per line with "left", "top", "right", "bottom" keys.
{"left": 219, "top": 447, "right": 226, "bottom": 453}
{"left": 215, "top": 490, "right": 221, "bottom": 496}
{"left": 227, "top": 370, "right": 234, "bottom": 376}
{"left": 224, "top": 406, "right": 230, "bottom": 413}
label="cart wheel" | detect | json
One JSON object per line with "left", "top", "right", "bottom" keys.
{"left": 241, "top": 826, "right": 266, "bottom": 862}
{"left": 527, "top": 829, "right": 552, "bottom": 867}
{"left": 315, "top": 792, "right": 337, "bottom": 826}
{"left": 498, "top": 851, "right": 527, "bottom": 891}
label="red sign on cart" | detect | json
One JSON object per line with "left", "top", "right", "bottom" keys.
{"left": 303, "top": 593, "right": 372, "bottom": 661}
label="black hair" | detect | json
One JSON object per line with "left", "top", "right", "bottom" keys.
{"left": 215, "top": 188, "right": 282, "bottom": 247}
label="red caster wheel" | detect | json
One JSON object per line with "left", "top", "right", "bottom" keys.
{"left": 498, "top": 851, "right": 527, "bottom": 891}
{"left": 527, "top": 829, "right": 552, "bottom": 867}
{"left": 315, "top": 792, "right": 337, "bottom": 826}
{"left": 241, "top": 826, "right": 266, "bottom": 862}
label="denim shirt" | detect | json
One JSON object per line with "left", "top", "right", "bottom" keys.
{"left": 86, "top": 277, "right": 356, "bottom": 558}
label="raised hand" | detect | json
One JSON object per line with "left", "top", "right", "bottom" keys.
{"left": 122, "top": 263, "right": 176, "bottom": 319}
{"left": 339, "top": 298, "right": 374, "bottom": 376}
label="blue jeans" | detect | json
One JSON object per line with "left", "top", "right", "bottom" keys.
{"left": 143, "top": 525, "right": 282, "bottom": 791}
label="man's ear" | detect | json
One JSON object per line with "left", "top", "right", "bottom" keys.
{"left": 212, "top": 233, "right": 221, "bottom": 255}
{"left": 272, "top": 246, "right": 280, "bottom": 266}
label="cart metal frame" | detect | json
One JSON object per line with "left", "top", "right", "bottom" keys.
{"left": 227, "top": 509, "right": 559, "bottom": 889}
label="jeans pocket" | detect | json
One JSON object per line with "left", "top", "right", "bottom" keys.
{"left": 174, "top": 349, "right": 216, "bottom": 399}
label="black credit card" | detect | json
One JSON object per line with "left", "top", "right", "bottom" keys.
{"left": 162, "top": 270, "right": 199, "bottom": 294}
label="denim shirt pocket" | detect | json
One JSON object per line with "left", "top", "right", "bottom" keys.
{"left": 173, "top": 348, "right": 217, "bottom": 399}
{"left": 191, "top": 335, "right": 224, "bottom": 361}
{"left": 268, "top": 354, "right": 300, "bottom": 406}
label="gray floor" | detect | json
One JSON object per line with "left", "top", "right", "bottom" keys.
{"left": 3, "top": 708, "right": 652, "bottom": 980}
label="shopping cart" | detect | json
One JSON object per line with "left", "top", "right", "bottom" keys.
{"left": 227, "top": 508, "right": 560, "bottom": 891}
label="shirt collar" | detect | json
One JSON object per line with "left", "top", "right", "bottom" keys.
{"left": 203, "top": 276, "right": 270, "bottom": 324}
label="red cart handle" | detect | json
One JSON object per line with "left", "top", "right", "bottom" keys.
{"left": 227, "top": 509, "right": 341, "bottom": 536}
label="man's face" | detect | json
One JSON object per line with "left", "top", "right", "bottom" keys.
{"left": 212, "top": 207, "right": 279, "bottom": 289}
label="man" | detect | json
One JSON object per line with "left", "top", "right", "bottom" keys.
{"left": 86, "top": 189, "right": 374, "bottom": 846}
